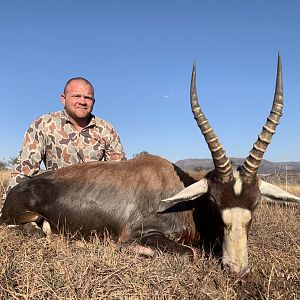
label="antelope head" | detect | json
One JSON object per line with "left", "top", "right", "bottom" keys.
{"left": 162, "top": 54, "right": 300, "bottom": 276}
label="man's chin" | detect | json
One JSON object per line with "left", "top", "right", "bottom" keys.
{"left": 75, "top": 111, "right": 90, "bottom": 119}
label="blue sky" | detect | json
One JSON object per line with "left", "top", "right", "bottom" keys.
{"left": 0, "top": 1, "right": 299, "bottom": 164}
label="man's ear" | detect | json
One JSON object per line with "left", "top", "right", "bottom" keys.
{"left": 60, "top": 94, "right": 66, "bottom": 106}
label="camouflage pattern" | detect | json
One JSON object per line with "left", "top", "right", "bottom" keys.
{"left": 2, "top": 110, "right": 126, "bottom": 204}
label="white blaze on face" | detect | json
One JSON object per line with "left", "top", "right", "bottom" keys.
{"left": 221, "top": 207, "right": 252, "bottom": 274}
{"left": 233, "top": 170, "right": 243, "bottom": 196}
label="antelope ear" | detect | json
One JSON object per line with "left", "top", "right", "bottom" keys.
{"left": 161, "top": 178, "right": 208, "bottom": 203}
{"left": 259, "top": 179, "right": 300, "bottom": 205}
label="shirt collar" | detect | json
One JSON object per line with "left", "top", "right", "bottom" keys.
{"left": 61, "top": 109, "right": 97, "bottom": 128}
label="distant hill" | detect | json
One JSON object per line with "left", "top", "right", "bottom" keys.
{"left": 175, "top": 158, "right": 300, "bottom": 175}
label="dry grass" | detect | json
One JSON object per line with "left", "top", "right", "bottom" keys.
{"left": 276, "top": 184, "right": 300, "bottom": 198}
{"left": 0, "top": 169, "right": 10, "bottom": 199}
{"left": 0, "top": 170, "right": 299, "bottom": 299}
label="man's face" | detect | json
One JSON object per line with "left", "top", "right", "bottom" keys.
{"left": 61, "top": 80, "right": 95, "bottom": 122}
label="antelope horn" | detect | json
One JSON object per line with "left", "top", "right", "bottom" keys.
{"left": 190, "top": 63, "right": 233, "bottom": 182}
{"left": 243, "top": 53, "right": 284, "bottom": 181}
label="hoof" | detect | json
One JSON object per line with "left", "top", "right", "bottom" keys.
{"left": 127, "top": 244, "right": 156, "bottom": 257}
{"left": 22, "top": 222, "right": 46, "bottom": 238}
{"left": 181, "top": 245, "right": 198, "bottom": 262}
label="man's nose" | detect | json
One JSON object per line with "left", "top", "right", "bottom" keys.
{"left": 78, "top": 96, "right": 87, "bottom": 104}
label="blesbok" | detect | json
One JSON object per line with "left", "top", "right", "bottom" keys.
{"left": 1, "top": 54, "right": 299, "bottom": 276}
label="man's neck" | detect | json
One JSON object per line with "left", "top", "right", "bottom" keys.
{"left": 71, "top": 118, "right": 89, "bottom": 132}
{"left": 64, "top": 110, "right": 91, "bottom": 132}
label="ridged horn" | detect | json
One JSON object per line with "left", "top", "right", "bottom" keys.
{"left": 243, "top": 53, "right": 284, "bottom": 181}
{"left": 190, "top": 63, "right": 233, "bottom": 182}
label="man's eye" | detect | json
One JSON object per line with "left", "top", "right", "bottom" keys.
{"left": 72, "top": 95, "right": 81, "bottom": 98}
{"left": 85, "top": 96, "right": 94, "bottom": 101}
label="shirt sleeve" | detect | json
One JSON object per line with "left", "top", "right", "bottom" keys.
{"left": 3, "top": 118, "right": 46, "bottom": 197}
{"left": 104, "top": 127, "right": 127, "bottom": 161}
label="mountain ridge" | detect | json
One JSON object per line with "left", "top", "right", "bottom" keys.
{"left": 175, "top": 157, "right": 300, "bottom": 174}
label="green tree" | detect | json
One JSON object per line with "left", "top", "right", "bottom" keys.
{"left": 132, "top": 150, "right": 149, "bottom": 158}
{"left": 8, "top": 156, "right": 18, "bottom": 167}
{"left": 0, "top": 161, "right": 7, "bottom": 170}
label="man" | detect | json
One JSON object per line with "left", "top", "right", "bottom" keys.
{"left": 2, "top": 77, "right": 126, "bottom": 207}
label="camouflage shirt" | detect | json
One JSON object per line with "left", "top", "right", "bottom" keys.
{"left": 3, "top": 110, "right": 126, "bottom": 198}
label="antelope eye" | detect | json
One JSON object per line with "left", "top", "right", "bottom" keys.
{"left": 209, "top": 194, "right": 220, "bottom": 205}
{"left": 209, "top": 195, "right": 215, "bottom": 202}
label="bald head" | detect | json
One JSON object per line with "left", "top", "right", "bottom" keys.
{"left": 64, "top": 77, "right": 94, "bottom": 96}
{"left": 60, "top": 77, "right": 95, "bottom": 128}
